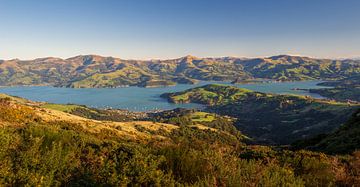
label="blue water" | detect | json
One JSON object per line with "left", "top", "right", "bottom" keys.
{"left": 0, "top": 81, "right": 330, "bottom": 111}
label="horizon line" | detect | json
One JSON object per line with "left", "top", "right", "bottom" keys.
{"left": 2, "top": 53, "right": 359, "bottom": 61}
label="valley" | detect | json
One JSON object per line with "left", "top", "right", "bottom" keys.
{"left": 162, "top": 84, "right": 359, "bottom": 144}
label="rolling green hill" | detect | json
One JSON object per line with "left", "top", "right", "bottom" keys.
{"left": 162, "top": 84, "right": 359, "bottom": 144}
{"left": 0, "top": 54, "right": 359, "bottom": 88}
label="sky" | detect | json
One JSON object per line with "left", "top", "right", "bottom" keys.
{"left": 1, "top": 0, "right": 360, "bottom": 60}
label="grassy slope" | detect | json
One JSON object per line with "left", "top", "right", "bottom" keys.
{"left": 0, "top": 94, "right": 238, "bottom": 141}
{"left": 1, "top": 95, "right": 360, "bottom": 186}
{"left": 69, "top": 66, "right": 154, "bottom": 88}
{"left": 162, "top": 84, "right": 359, "bottom": 144}
{"left": 41, "top": 103, "right": 82, "bottom": 112}
{"left": 40, "top": 102, "right": 245, "bottom": 141}
{"left": 1, "top": 55, "right": 359, "bottom": 87}
{"left": 191, "top": 112, "right": 215, "bottom": 122}
{"left": 0, "top": 95, "right": 178, "bottom": 141}
{"left": 162, "top": 84, "right": 254, "bottom": 105}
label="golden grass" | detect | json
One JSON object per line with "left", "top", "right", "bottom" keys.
{"left": 34, "top": 106, "right": 179, "bottom": 140}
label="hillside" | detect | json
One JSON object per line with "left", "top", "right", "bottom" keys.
{"left": 1, "top": 94, "right": 360, "bottom": 186}
{"left": 309, "top": 75, "right": 360, "bottom": 102}
{"left": 162, "top": 84, "right": 359, "bottom": 144}
{"left": 0, "top": 95, "right": 180, "bottom": 141}
{"left": 0, "top": 55, "right": 359, "bottom": 88}
{"left": 293, "top": 109, "right": 360, "bottom": 154}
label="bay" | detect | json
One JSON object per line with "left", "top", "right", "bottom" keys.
{"left": 0, "top": 81, "right": 330, "bottom": 111}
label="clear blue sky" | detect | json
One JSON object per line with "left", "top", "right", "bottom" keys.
{"left": 1, "top": 0, "right": 360, "bottom": 60}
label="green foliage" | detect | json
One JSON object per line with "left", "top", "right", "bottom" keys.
{"left": 0, "top": 122, "right": 175, "bottom": 186}
{"left": 70, "top": 107, "right": 143, "bottom": 122}
{"left": 162, "top": 84, "right": 253, "bottom": 105}
{"left": 190, "top": 112, "right": 215, "bottom": 122}
{"left": 0, "top": 93, "right": 360, "bottom": 186}
{"left": 163, "top": 84, "right": 358, "bottom": 144}
{"left": 0, "top": 114, "right": 359, "bottom": 186}
{"left": 0, "top": 98, "right": 40, "bottom": 124}
{"left": 293, "top": 108, "right": 360, "bottom": 154}
{"left": 310, "top": 75, "right": 360, "bottom": 102}
{"left": 149, "top": 108, "right": 243, "bottom": 139}
{"left": 41, "top": 103, "right": 81, "bottom": 112}
{"left": 312, "top": 87, "right": 360, "bottom": 102}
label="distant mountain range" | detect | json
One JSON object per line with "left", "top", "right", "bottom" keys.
{"left": 0, "top": 54, "right": 359, "bottom": 88}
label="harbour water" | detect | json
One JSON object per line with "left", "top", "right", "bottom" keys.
{"left": 0, "top": 81, "right": 330, "bottom": 111}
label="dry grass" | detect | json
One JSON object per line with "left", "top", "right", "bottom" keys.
{"left": 34, "top": 106, "right": 179, "bottom": 140}
{"left": 0, "top": 93, "right": 222, "bottom": 141}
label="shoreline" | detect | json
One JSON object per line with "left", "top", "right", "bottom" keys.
{"left": 0, "top": 80, "right": 337, "bottom": 112}
{"left": 0, "top": 79, "right": 331, "bottom": 89}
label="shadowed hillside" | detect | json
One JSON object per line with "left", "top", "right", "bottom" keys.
{"left": 293, "top": 109, "right": 360, "bottom": 154}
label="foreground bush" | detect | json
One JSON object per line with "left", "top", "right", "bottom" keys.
{"left": 0, "top": 99, "right": 359, "bottom": 186}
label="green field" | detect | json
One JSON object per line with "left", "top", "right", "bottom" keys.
{"left": 41, "top": 103, "right": 82, "bottom": 112}
{"left": 190, "top": 112, "right": 215, "bottom": 122}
